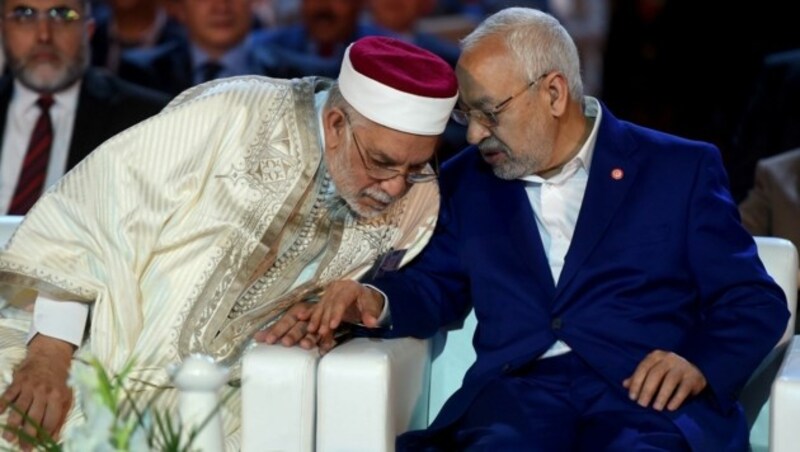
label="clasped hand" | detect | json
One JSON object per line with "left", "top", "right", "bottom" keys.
{"left": 255, "top": 280, "right": 384, "bottom": 354}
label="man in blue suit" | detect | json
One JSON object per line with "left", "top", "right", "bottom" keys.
{"left": 264, "top": 7, "right": 789, "bottom": 451}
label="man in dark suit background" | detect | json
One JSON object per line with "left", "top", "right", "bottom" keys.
{"left": 257, "top": 0, "right": 391, "bottom": 78}
{"left": 118, "top": 0, "right": 316, "bottom": 96}
{"left": 0, "top": 0, "right": 169, "bottom": 215}
{"left": 89, "top": 0, "right": 185, "bottom": 74}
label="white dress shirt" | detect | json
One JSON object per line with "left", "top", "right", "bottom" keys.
{"left": 0, "top": 80, "right": 81, "bottom": 214}
{"left": 521, "top": 97, "right": 601, "bottom": 358}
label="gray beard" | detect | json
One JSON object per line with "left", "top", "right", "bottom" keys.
{"left": 325, "top": 196, "right": 354, "bottom": 222}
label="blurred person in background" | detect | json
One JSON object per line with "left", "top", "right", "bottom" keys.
{"left": 738, "top": 147, "right": 800, "bottom": 322}
{"left": 258, "top": 0, "right": 390, "bottom": 78}
{"left": 119, "top": 0, "right": 299, "bottom": 95}
{"left": 367, "top": 0, "right": 459, "bottom": 67}
{"left": 0, "top": 0, "right": 169, "bottom": 215}
{"left": 89, "top": 0, "right": 184, "bottom": 73}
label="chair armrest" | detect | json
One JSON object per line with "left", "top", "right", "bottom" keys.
{"left": 316, "top": 337, "right": 431, "bottom": 452}
{"left": 771, "top": 335, "right": 800, "bottom": 452}
{"left": 240, "top": 344, "right": 320, "bottom": 452}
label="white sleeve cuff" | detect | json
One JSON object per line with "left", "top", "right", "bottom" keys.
{"left": 362, "top": 284, "right": 391, "bottom": 327}
{"left": 26, "top": 296, "right": 88, "bottom": 347}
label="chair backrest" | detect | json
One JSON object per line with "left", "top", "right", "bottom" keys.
{"left": 0, "top": 215, "right": 23, "bottom": 246}
{"left": 745, "top": 237, "right": 798, "bottom": 450}
{"left": 427, "top": 236, "right": 799, "bottom": 423}
{"left": 753, "top": 237, "right": 798, "bottom": 346}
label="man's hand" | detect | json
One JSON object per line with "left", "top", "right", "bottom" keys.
{"left": 623, "top": 350, "right": 707, "bottom": 411}
{"left": 306, "top": 280, "right": 384, "bottom": 340}
{"left": 0, "top": 335, "right": 74, "bottom": 449}
{"left": 257, "top": 281, "right": 384, "bottom": 354}
{"left": 255, "top": 302, "right": 318, "bottom": 349}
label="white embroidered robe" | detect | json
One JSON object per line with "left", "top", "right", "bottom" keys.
{"left": 0, "top": 75, "right": 439, "bottom": 448}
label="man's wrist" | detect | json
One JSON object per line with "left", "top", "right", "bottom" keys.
{"left": 362, "top": 284, "right": 391, "bottom": 326}
{"left": 28, "top": 334, "right": 75, "bottom": 363}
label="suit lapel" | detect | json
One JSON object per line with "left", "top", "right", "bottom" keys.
{"left": 0, "top": 76, "right": 13, "bottom": 141}
{"left": 68, "top": 70, "right": 111, "bottom": 169}
{"left": 555, "top": 108, "right": 639, "bottom": 299}
{"left": 172, "top": 45, "right": 193, "bottom": 94}
{"left": 490, "top": 173, "right": 557, "bottom": 297}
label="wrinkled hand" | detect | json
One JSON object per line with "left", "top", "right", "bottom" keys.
{"left": 623, "top": 350, "right": 707, "bottom": 411}
{"left": 256, "top": 282, "right": 384, "bottom": 354}
{"left": 307, "top": 281, "right": 384, "bottom": 354}
{"left": 0, "top": 335, "right": 74, "bottom": 450}
{"left": 255, "top": 302, "right": 319, "bottom": 349}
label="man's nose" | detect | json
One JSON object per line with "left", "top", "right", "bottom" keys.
{"left": 465, "top": 120, "right": 492, "bottom": 145}
{"left": 378, "top": 175, "right": 408, "bottom": 199}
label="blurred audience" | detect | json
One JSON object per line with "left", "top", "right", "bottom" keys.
{"left": 728, "top": 49, "right": 800, "bottom": 203}
{"left": 251, "top": 0, "right": 277, "bottom": 27}
{"left": 738, "top": 148, "right": 800, "bottom": 322}
{"left": 118, "top": 0, "right": 297, "bottom": 95}
{"left": 602, "top": 1, "right": 800, "bottom": 203}
{"left": 257, "top": 0, "right": 390, "bottom": 77}
{"left": 366, "top": 0, "right": 459, "bottom": 67}
{"left": 90, "top": 0, "right": 185, "bottom": 73}
{"left": 0, "top": 0, "right": 170, "bottom": 215}
{"left": 549, "top": 0, "right": 609, "bottom": 96}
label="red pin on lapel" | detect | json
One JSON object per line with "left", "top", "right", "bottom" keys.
{"left": 611, "top": 168, "right": 624, "bottom": 180}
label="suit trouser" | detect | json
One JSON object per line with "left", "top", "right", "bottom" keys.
{"left": 398, "top": 352, "right": 690, "bottom": 451}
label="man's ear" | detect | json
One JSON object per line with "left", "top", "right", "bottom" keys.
{"left": 323, "top": 107, "right": 347, "bottom": 149}
{"left": 546, "top": 72, "right": 569, "bottom": 117}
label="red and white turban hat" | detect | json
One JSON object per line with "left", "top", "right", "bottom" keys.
{"left": 338, "top": 36, "right": 459, "bottom": 136}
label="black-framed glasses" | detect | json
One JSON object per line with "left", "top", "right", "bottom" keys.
{"left": 3, "top": 6, "right": 83, "bottom": 26}
{"left": 451, "top": 72, "right": 549, "bottom": 128}
{"left": 344, "top": 115, "right": 438, "bottom": 184}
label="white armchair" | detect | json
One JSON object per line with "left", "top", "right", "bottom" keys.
{"left": 245, "top": 236, "right": 798, "bottom": 451}
{"left": 0, "top": 215, "right": 22, "bottom": 245}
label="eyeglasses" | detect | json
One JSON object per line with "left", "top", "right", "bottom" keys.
{"left": 451, "top": 72, "right": 549, "bottom": 128}
{"left": 344, "top": 115, "right": 438, "bottom": 184}
{"left": 3, "top": 6, "right": 83, "bottom": 27}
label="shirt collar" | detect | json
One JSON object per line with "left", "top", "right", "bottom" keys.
{"left": 520, "top": 95, "right": 602, "bottom": 183}
{"left": 578, "top": 96, "right": 602, "bottom": 174}
{"left": 191, "top": 35, "right": 253, "bottom": 74}
{"left": 12, "top": 78, "right": 82, "bottom": 113}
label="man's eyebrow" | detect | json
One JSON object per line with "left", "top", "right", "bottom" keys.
{"left": 369, "top": 149, "right": 401, "bottom": 166}
{"left": 458, "top": 94, "right": 495, "bottom": 110}
{"left": 368, "top": 146, "right": 430, "bottom": 169}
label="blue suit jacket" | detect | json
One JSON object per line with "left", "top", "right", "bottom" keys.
{"left": 371, "top": 105, "right": 788, "bottom": 451}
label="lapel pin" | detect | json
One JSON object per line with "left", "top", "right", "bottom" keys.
{"left": 611, "top": 168, "right": 624, "bottom": 180}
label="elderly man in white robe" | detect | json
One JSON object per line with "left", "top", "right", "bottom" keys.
{"left": 0, "top": 35, "right": 458, "bottom": 449}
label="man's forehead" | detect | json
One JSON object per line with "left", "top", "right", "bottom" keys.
{"left": 456, "top": 74, "right": 501, "bottom": 109}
